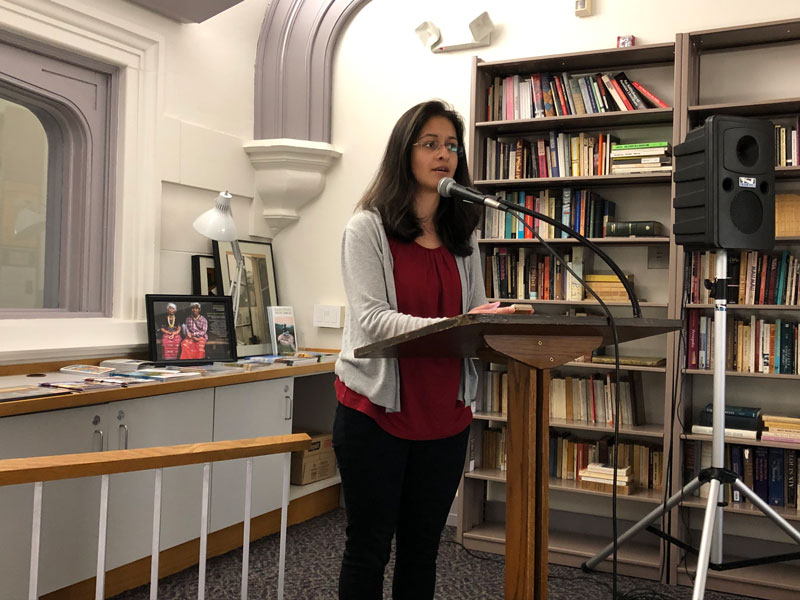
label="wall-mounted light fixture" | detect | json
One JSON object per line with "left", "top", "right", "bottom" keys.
{"left": 415, "top": 12, "right": 495, "bottom": 53}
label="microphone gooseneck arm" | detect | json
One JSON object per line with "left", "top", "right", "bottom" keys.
{"left": 438, "top": 178, "right": 642, "bottom": 318}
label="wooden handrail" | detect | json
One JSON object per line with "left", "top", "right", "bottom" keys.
{"left": 0, "top": 433, "right": 311, "bottom": 486}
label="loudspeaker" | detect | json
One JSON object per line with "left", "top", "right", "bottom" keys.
{"left": 673, "top": 115, "right": 775, "bottom": 250}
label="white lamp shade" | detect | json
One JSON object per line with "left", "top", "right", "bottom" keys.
{"left": 192, "top": 191, "right": 238, "bottom": 241}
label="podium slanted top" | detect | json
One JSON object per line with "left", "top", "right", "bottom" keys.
{"left": 354, "top": 313, "right": 681, "bottom": 365}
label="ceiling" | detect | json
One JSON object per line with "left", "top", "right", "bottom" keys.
{"left": 125, "top": 0, "right": 246, "bottom": 23}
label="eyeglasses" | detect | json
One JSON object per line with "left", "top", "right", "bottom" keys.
{"left": 412, "top": 139, "right": 463, "bottom": 156}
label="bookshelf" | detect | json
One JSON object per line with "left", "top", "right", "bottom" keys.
{"left": 671, "top": 19, "right": 800, "bottom": 599}
{"left": 459, "top": 41, "right": 681, "bottom": 584}
{"left": 459, "top": 18, "right": 800, "bottom": 599}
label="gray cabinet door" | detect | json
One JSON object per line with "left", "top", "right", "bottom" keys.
{"left": 210, "top": 378, "right": 293, "bottom": 532}
{"left": 0, "top": 404, "right": 107, "bottom": 598}
{"left": 105, "top": 389, "right": 214, "bottom": 570}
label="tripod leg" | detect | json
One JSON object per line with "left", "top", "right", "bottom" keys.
{"left": 583, "top": 477, "right": 704, "bottom": 570}
{"left": 693, "top": 478, "right": 721, "bottom": 600}
{"left": 733, "top": 479, "right": 800, "bottom": 545}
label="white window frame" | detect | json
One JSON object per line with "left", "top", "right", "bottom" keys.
{"left": 0, "top": 0, "right": 162, "bottom": 361}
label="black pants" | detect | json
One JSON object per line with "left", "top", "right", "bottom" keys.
{"left": 332, "top": 403, "right": 470, "bottom": 600}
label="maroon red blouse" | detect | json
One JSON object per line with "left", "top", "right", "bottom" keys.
{"left": 336, "top": 237, "right": 472, "bottom": 440}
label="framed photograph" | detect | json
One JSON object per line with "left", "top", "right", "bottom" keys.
{"left": 145, "top": 294, "right": 237, "bottom": 366}
{"left": 191, "top": 255, "right": 218, "bottom": 295}
{"left": 213, "top": 240, "right": 278, "bottom": 357}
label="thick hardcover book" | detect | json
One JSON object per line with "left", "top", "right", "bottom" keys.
{"left": 590, "top": 355, "right": 666, "bottom": 367}
{"left": 606, "top": 221, "right": 665, "bottom": 237}
{"left": 768, "top": 447, "right": 786, "bottom": 506}
{"left": 697, "top": 410, "right": 759, "bottom": 431}
{"left": 614, "top": 72, "right": 646, "bottom": 109}
{"left": 690, "top": 424, "right": 758, "bottom": 439}
{"left": 787, "top": 449, "right": 797, "bottom": 509}
{"left": 730, "top": 445, "right": 744, "bottom": 502}
{"left": 702, "top": 403, "right": 761, "bottom": 419}
{"left": 754, "top": 447, "right": 770, "bottom": 503}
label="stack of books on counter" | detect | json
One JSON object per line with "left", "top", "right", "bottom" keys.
{"left": 690, "top": 403, "right": 761, "bottom": 440}
{"left": 578, "top": 462, "right": 634, "bottom": 494}
{"left": 610, "top": 141, "right": 672, "bottom": 174}
{"left": 761, "top": 414, "right": 800, "bottom": 444}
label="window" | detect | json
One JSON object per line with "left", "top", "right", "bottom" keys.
{"left": 0, "top": 35, "right": 116, "bottom": 316}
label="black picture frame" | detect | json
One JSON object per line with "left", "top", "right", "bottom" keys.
{"left": 191, "top": 255, "right": 218, "bottom": 295}
{"left": 212, "top": 239, "right": 278, "bottom": 357}
{"left": 145, "top": 294, "right": 237, "bottom": 366}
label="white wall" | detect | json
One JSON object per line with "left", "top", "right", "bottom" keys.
{"left": 275, "top": 0, "right": 800, "bottom": 350}
{"left": 5, "top": 0, "right": 800, "bottom": 359}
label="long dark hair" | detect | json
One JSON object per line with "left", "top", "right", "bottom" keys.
{"left": 356, "top": 100, "right": 481, "bottom": 256}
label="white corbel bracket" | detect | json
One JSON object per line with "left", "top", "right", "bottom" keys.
{"left": 244, "top": 139, "right": 342, "bottom": 238}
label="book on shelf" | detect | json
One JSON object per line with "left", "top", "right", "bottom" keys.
{"left": 689, "top": 424, "right": 759, "bottom": 439}
{"left": 267, "top": 306, "right": 298, "bottom": 355}
{"left": 590, "top": 355, "right": 666, "bottom": 367}
{"left": 605, "top": 221, "right": 666, "bottom": 237}
{"left": 630, "top": 81, "right": 669, "bottom": 108}
{"left": 584, "top": 462, "right": 632, "bottom": 476}
{"left": 697, "top": 408, "right": 760, "bottom": 432}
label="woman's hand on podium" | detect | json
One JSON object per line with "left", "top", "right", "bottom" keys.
{"left": 468, "top": 301, "right": 519, "bottom": 315}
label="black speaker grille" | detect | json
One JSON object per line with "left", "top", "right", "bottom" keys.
{"left": 730, "top": 190, "right": 763, "bottom": 235}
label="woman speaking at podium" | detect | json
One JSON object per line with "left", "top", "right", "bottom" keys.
{"left": 333, "top": 99, "right": 514, "bottom": 599}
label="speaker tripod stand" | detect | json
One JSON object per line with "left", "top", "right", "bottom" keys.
{"left": 582, "top": 249, "right": 800, "bottom": 599}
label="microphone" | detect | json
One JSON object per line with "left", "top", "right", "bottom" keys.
{"left": 438, "top": 177, "right": 641, "bottom": 317}
{"left": 437, "top": 177, "right": 505, "bottom": 210}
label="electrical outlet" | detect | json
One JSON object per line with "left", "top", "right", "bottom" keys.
{"left": 313, "top": 304, "right": 345, "bottom": 328}
{"left": 648, "top": 246, "right": 669, "bottom": 269}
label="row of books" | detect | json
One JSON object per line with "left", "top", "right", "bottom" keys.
{"left": 550, "top": 434, "right": 664, "bottom": 492}
{"left": 686, "top": 310, "right": 799, "bottom": 374}
{"left": 476, "top": 366, "right": 508, "bottom": 415}
{"left": 773, "top": 120, "right": 799, "bottom": 167}
{"left": 685, "top": 249, "right": 800, "bottom": 306}
{"left": 549, "top": 372, "right": 645, "bottom": 427}
{"left": 486, "top": 71, "right": 668, "bottom": 122}
{"left": 480, "top": 425, "right": 507, "bottom": 471}
{"left": 684, "top": 440, "right": 797, "bottom": 508}
{"left": 481, "top": 189, "right": 616, "bottom": 240}
{"left": 484, "top": 246, "right": 586, "bottom": 301}
{"left": 484, "top": 131, "right": 630, "bottom": 180}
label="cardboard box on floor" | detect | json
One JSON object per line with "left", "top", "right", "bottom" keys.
{"left": 291, "top": 430, "right": 336, "bottom": 485}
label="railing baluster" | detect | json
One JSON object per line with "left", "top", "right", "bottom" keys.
{"left": 96, "top": 474, "right": 110, "bottom": 600}
{"left": 198, "top": 462, "right": 211, "bottom": 600}
{"left": 150, "top": 468, "right": 163, "bottom": 600}
{"left": 278, "top": 453, "right": 290, "bottom": 600}
{"left": 241, "top": 458, "right": 253, "bottom": 600}
{"left": 28, "top": 481, "right": 43, "bottom": 600}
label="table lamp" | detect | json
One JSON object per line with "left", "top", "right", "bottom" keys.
{"left": 192, "top": 191, "right": 245, "bottom": 319}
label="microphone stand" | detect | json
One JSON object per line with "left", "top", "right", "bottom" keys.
{"left": 461, "top": 190, "right": 641, "bottom": 598}
{"left": 465, "top": 192, "right": 642, "bottom": 318}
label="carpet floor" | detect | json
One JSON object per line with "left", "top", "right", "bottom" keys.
{"left": 111, "top": 507, "right": 757, "bottom": 599}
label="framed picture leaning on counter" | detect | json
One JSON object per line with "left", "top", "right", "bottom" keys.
{"left": 145, "top": 294, "right": 237, "bottom": 365}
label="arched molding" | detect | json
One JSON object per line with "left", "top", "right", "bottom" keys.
{"left": 254, "top": 0, "right": 370, "bottom": 142}
{"left": 248, "top": 0, "right": 368, "bottom": 237}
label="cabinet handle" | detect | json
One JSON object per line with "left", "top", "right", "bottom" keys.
{"left": 93, "top": 429, "right": 104, "bottom": 452}
{"left": 119, "top": 424, "right": 129, "bottom": 450}
{"left": 284, "top": 395, "right": 292, "bottom": 420}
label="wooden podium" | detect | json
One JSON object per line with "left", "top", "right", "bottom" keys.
{"left": 355, "top": 313, "right": 681, "bottom": 599}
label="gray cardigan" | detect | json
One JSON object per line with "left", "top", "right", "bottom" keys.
{"left": 334, "top": 209, "right": 488, "bottom": 413}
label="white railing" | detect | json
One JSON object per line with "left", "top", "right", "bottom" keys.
{"left": 0, "top": 434, "right": 311, "bottom": 600}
